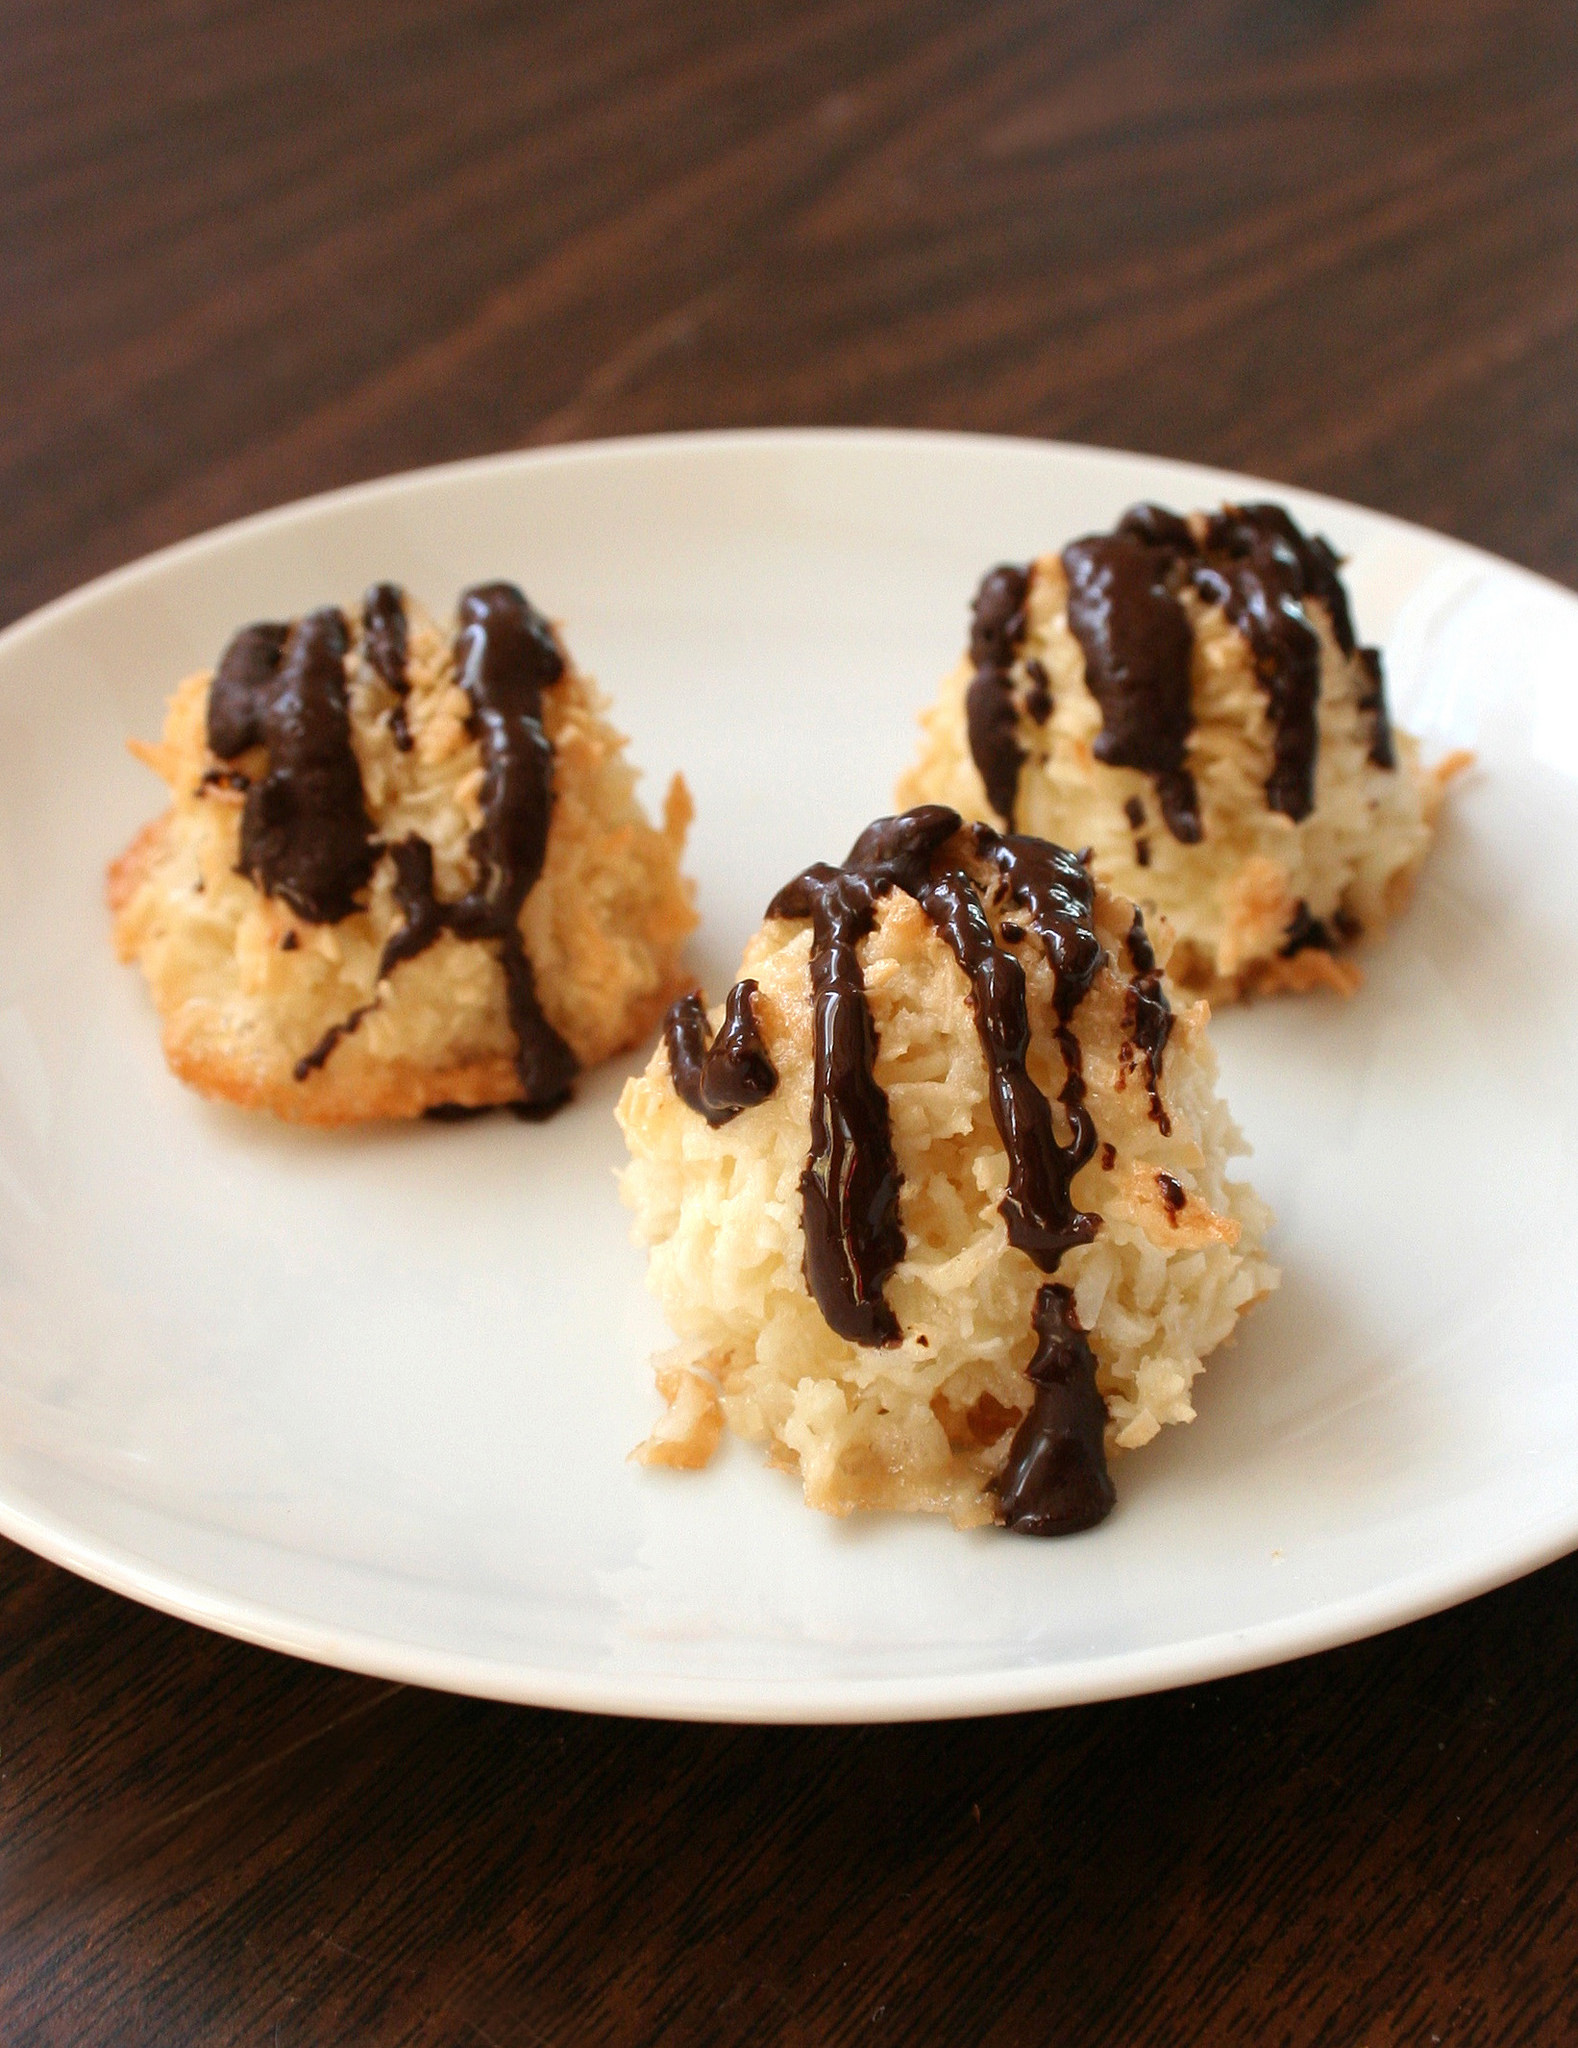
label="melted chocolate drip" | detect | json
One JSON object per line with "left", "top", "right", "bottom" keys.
{"left": 242, "top": 584, "right": 576, "bottom": 1114}
{"left": 1191, "top": 510, "right": 1325, "bottom": 822}
{"left": 669, "top": 806, "right": 1119, "bottom": 1530}
{"left": 1206, "top": 504, "right": 1355, "bottom": 654}
{"left": 1061, "top": 532, "right": 1202, "bottom": 843}
{"left": 1356, "top": 646, "right": 1395, "bottom": 770}
{"left": 207, "top": 621, "right": 288, "bottom": 759}
{"left": 766, "top": 866, "right": 909, "bottom": 1349}
{"left": 1157, "top": 1171, "right": 1186, "bottom": 1222}
{"left": 993, "top": 1283, "right": 1115, "bottom": 1535}
{"left": 969, "top": 825, "right": 1104, "bottom": 1248}
{"left": 663, "top": 984, "right": 778, "bottom": 1128}
{"left": 1119, "top": 901, "right": 1172, "bottom": 1134}
{"left": 1052, "top": 498, "right": 1377, "bottom": 836}
{"left": 377, "top": 834, "right": 448, "bottom": 979}
{"left": 362, "top": 582, "right": 413, "bottom": 751}
{"left": 917, "top": 860, "right": 1098, "bottom": 1272}
{"left": 1281, "top": 901, "right": 1335, "bottom": 956}
{"left": 1121, "top": 969, "right": 1173, "bottom": 1136}
{"left": 442, "top": 582, "right": 578, "bottom": 1114}
{"left": 703, "top": 981, "right": 779, "bottom": 1117}
{"left": 663, "top": 995, "right": 715, "bottom": 1121}
{"left": 238, "top": 609, "right": 378, "bottom": 923}
{"left": 1024, "top": 658, "right": 1054, "bottom": 724}
{"left": 1124, "top": 794, "right": 1150, "bottom": 868}
{"left": 762, "top": 805, "right": 1105, "bottom": 1343}
{"left": 294, "top": 1003, "right": 377, "bottom": 1081}
{"left": 1117, "top": 503, "right": 1195, "bottom": 552}
{"left": 964, "top": 566, "right": 1030, "bottom": 823}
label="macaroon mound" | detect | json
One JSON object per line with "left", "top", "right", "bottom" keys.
{"left": 617, "top": 805, "right": 1276, "bottom": 1534}
{"left": 109, "top": 581, "right": 695, "bottom": 1124}
{"left": 896, "top": 501, "right": 1463, "bottom": 1000}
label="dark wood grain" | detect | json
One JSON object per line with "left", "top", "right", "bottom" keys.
{"left": 4, "top": 0, "right": 1578, "bottom": 2040}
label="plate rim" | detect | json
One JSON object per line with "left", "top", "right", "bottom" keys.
{"left": 4, "top": 424, "right": 1572, "bottom": 661}
{"left": 4, "top": 424, "right": 1574, "bottom": 1723}
{"left": 3, "top": 1474, "right": 1575, "bottom": 1723}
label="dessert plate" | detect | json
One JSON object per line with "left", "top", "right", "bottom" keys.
{"left": 0, "top": 429, "right": 1571, "bottom": 1722}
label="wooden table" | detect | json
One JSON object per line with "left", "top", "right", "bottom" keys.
{"left": 4, "top": 2, "right": 1576, "bottom": 2038}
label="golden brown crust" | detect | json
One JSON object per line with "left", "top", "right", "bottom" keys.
{"left": 111, "top": 594, "right": 696, "bottom": 1123}
{"left": 1240, "top": 949, "right": 1365, "bottom": 1001}
{"left": 618, "top": 862, "right": 1279, "bottom": 1522}
{"left": 632, "top": 1358, "right": 727, "bottom": 1469}
{"left": 899, "top": 550, "right": 1452, "bottom": 1005}
{"left": 105, "top": 813, "right": 168, "bottom": 925}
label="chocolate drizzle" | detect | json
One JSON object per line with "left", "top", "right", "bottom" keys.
{"left": 1036, "top": 499, "right": 1394, "bottom": 842}
{"left": 965, "top": 566, "right": 1031, "bottom": 823}
{"left": 323, "top": 585, "right": 575, "bottom": 1113}
{"left": 1191, "top": 507, "right": 1330, "bottom": 822}
{"left": 362, "top": 582, "right": 413, "bottom": 751}
{"left": 1024, "top": 658, "right": 1054, "bottom": 724}
{"left": 663, "top": 983, "right": 778, "bottom": 1128}
{"left": 209, "top": 583, "right": 577, "bottom": 1114}
{"left": 1356, "top": 646, "right": 1395, "bottom": 770}
{"left": 237, "top": 608, "right": 378, "bottom": 923}
{"left": 917, "top": 858, "right": 1098, "bottom": 1272}
{"left": 992, "top": 1284, "right": 1116, "bottom": 1536}
{"left": 969, "top": 822, "right": 1104, "bottom": 1252}
{"left": 1062, "top": 530, "right": 1202, "bottom": 843}
{"left": 294, "top": 1003, "right": 376, "bottom": 1081}
{"left": 669, "top": 805, "right": 1119, "bottom": 1531}
{"left": 1121, "top": 971, "right": 1173, "bottom": 1137}
{"left": 1280, "top": 901, "right": 1334, "bottom": 956}
{"left": 1113, "top": 904, "right": 1173, "bottom": 1134}
{"left": 766, "top": 836, "right": 921, "bottom": 1348}
{"left": 207, "top": 621, "right": 288, "bottom": 760}
{"left": 377, "top": 834, "right": 448, "bottom": 979}
{"left": 443, "top": 583, "right": 578, "bottom": 1113}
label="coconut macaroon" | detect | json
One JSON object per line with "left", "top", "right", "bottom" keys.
{"left": 897, "top": 501, "right": 1464, "bottom": 1001}
{"left": 617, "top": 804, "right": 1275, "bottom": 1535}
{"left": 109, "top": 581, "right": 695, "bottom": 1123}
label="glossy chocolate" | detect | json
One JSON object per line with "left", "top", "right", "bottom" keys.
{"left": 1356, "top": 645, "right": 1396, "bottom": 770}
{"left": 218, "top": 583, "right": 577, "bottom": 1112}
{"left": 1050, "top": 498, "right": 1391, "bottom": 839}
{"left": 767, "top": 861, "right": 910, "bottom": 1349}
{"left": 663, "top": 983, "right": 778, "bottom": 1129}
{"left": 666, "top": 806, "right": 1129, "bottom": 1531}
{"left": 362, "top": 582, "right": 413, "bottom": 751}
{"left": 918, "top": 861, "right": 1099, "bottom": 1272}
{"left": 1062, "top": 531, "right": 1202, "bottom": 842}
{"left": 1024, "top": 657, "right": 1054, "bottom": 724}
{"left": 1281, "top": 901, "right": 1335, "bottom": 956}
{"left": 293, "top": 1001, "right": 376, "bottom": 1081}
{"left": 444, "top": 582, "right": 577, "bottom": 1113}
{"left": 964, "top": 565, "right": 1030, "bottom": 823}
{"left": 1121, "top": 966, "right": 1173, "bottom": 1137}
{"left": 238, "top": 608, "right": 378, "bottom": 924}
{"left": 969, "top": 824, "right": 1103, "bottom": 1257}
{"left": 702, "top": 980, "right": 778, "bottom": 1118}
{"left": 207, "top": 620, "right": 288, "bottom": 760}
{"left": 993, "top": 1283, "right": 1116, "bottom": 1535}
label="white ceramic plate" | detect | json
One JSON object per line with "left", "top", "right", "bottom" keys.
{"left": 1, "top": 429, "right": 1572, "bottom": 1722}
